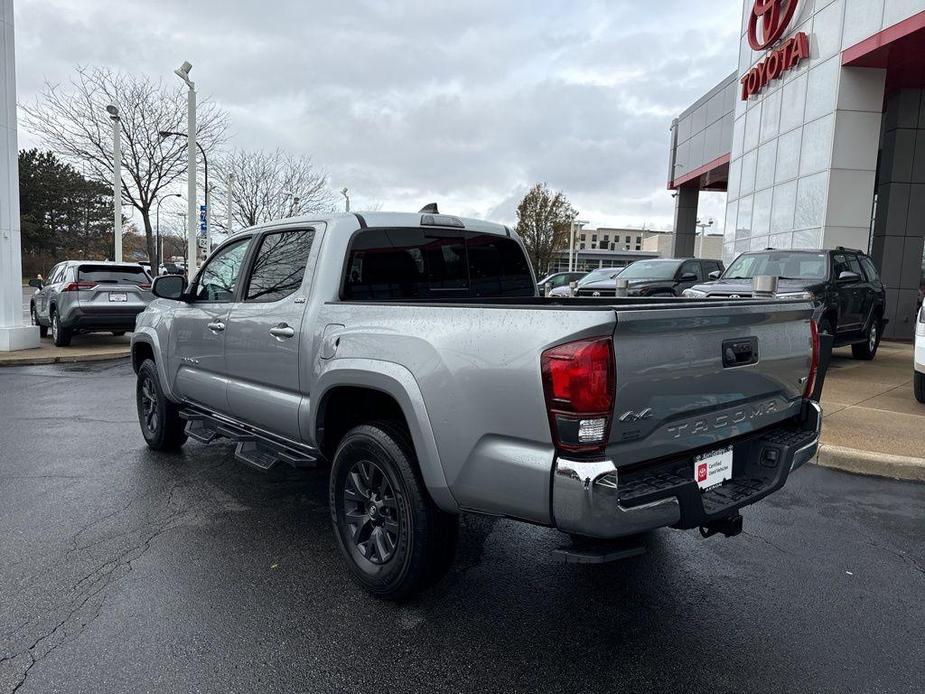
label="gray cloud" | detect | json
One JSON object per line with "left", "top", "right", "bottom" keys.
{"left": 14, "top": 0, "right": 742, "bottom": 229}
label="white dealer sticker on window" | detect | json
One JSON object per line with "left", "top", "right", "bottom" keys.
{"left": 694, "top": 446, "right": 733, "bottom": 491}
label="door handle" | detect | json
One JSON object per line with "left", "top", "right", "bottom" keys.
{"left": 269, "top": 323, "right": 295, "bottom": 339}
{"left": 207, "top": 321, "right": 225, "bottom": 333}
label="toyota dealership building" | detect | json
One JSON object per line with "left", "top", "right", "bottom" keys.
{"left": 668, "top": 0, "right": 925, "bottom": 338}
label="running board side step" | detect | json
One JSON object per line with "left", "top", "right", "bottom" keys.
{"left": 181, "top": 409, "right": 319, "bottom": 471}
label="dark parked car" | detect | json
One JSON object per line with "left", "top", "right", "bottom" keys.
{"left": 536, "top": 271, "right": 586, "bottom": 293}
{"left": 684, "top": 248, "right": 887, "bottom": 359}
{"left": 575, "top": 258, "right": 724, "bottom": 297}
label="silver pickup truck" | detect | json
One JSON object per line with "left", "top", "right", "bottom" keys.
{"left": 131, "top": 211, "right": 823, "bottom": 599}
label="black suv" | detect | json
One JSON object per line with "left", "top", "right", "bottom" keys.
{"left": 575, "top": 258, "right": 725, "bottom": 297}
{"left": 685, "top": 248, "right": 887, "bottom": 359}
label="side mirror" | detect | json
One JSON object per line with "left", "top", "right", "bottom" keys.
{"left": 708, "top": 270, "right": 721, "bottom": 281}
{"left": 838, "top": 271, "right": 861, "bottom": 283}
{"left": 152, "top": 274, "right": 188, "bottom": 300}
{"left": 28, "top": 279, "right": 44, "bottom": 289}
{"left": 680, "top": 272, "right": 698, "bottom": 282}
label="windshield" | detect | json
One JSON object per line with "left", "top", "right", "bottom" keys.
{"left": 619, "top": 260, "right": 681, "bottom": 280}
{"left": 723, "top": 252, "right": 827, "bottom": 280}
{"left": 578, "top": 268, "right": 620, "bottom": 286}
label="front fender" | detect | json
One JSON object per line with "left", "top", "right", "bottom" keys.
{"left": 310, "top": 358, "right": 458, "bottom": 513}
{"left": 131, "top": 306, "right": 179, "bottom": 403}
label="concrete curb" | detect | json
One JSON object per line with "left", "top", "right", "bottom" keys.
{"left": 0, "top": 351, "right": 130, "bottom": 367}
{"left": 815, "top": 444, "right": 925, "bottom": 483}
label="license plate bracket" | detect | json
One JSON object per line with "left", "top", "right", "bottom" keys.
{"left": 694, "top": 446, "right": 733, "bottom": 491}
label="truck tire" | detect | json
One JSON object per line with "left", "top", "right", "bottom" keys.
{"left": 136, "top": 358, "right": 188, "bottom": 451}
{"left": 852, "top": 316, "right": 881, "bottom": 360}
{"left": 329, "top": 422, "right": 458, "bottom": 600}
{"left": 915, "top": 371, "right": 925, "bottom": 404}
{"left": 50, "top": 310, "right": 71, "bottom": 347}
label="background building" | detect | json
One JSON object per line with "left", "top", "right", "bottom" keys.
{"left": 548, "top": 228, "right": 723, "bottom": 273}
{"left": 669, "top": 0, "right": 925, "bottom": 338}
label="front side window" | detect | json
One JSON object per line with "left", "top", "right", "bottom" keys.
{"left": 679, "top": 260, "right": 702, "bottom": 280}
{"left": 245, "top": 229, "right": 315, "bottom": 303}
{"left": 343, "top": 228, "right": 533, "bottom": 300}
{"left": 193, "top": 237, "right": 252, "bottom": 302}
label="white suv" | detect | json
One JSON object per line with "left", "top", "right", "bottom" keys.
{"left": 915, "top": 304, "right": 924, "bottom": 403}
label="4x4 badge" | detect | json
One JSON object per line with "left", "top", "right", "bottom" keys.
{"left": 619, "top": 408, "right": 652, "bottom": 423}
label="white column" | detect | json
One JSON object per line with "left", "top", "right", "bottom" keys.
{"left": 0, "top": 0, "right": 39, "bottom": 351}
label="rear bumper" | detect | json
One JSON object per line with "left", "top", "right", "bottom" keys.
{"left": 552, "top": 401, "right": 821, "bottom": 539}
{"left": 60, "top": 306, "right": 145, "bottom": 331}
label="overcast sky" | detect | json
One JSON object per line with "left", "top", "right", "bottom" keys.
{"left": 14, "top": 0, "right": 742, "bottom": 232}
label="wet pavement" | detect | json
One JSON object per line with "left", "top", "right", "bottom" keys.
{"left": 1, "top": 360, "right": 923, "bottom": 693}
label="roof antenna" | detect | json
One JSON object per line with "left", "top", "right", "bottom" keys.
{"left": 419, "top": 203, "right": 439, "bottom": 214}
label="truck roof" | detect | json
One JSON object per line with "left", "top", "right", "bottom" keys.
{"left": 242, "top": 211, "right": 514, "bottom": 238}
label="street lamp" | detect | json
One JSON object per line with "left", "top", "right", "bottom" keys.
{"left": 160, "top": 130, "right": 209, "bottom": 252}
{"left": 173, "top": 61, "right": 198, "bottom": 272}
{"left": 156, "top": 193, "right": 182, "bottom": 274}
{"left": 695, "top": 217, "right": 714, "bottom": 258}
{"left": 226, "top": 172, "right": 235, "bottom": 234}
{"left": 341, "top": 187, "right": 350, "bottom": 212}
{"left": 568, "top": 219, "right": 589, "bottom": 272}
{"left": 106, "top": 104, "right": 122, "bottom": 262}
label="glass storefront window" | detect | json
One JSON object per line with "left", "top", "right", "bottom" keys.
{"left": 776, "top": 127, "right": 802, "bottom": 184}
{"left": 772, "top": 180, "right": 797, "bottom": 234}
{"left": 800, "top": 115, "right": 834, "bottom": 177}
{"left": 795, "top": 172, "right": 829, "bottom": 229}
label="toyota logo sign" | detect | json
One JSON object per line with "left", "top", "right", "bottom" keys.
{"left": 747, "top": 0, "right": 799, "bottom": 51}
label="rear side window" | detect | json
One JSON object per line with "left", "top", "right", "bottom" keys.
{"left": 343, "top": 228, "right": 534, "bottom": 300}
{"left": 78, "top": 265, "right": 149, "bottom": 285}
{"left": 245, "top": 229, "right": 315, "bottom": 303}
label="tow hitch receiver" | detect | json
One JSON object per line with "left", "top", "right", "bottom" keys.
{"left": 699, "top": 513, "right": 743, "bottom": 539}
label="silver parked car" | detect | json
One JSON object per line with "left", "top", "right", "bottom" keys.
{"left": 30, "top": 261, "right": 153, "bottom": 346}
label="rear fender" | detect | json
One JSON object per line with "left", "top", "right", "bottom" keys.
{"left": 310, "top": 358, "right": 458, "bottom": 513}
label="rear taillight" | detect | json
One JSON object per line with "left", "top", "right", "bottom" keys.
{"left": 62, "top": 282, "right": 96, "bottom": 292}
{"left": 541, "top": 337, "right": 615, "bottom": 454}
{"left": 139, "top": 283, "right": 151, "bottom": 289}
{"left": 804, "top": 319, "right": 820, "bottom": 400}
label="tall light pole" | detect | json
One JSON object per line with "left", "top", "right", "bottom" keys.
{"left": 159, "top": 130, "right": 209, "bottom": 252}
{"left": 106, "top": 105, "right": 122, "bottom": 262}
{"left": 226, "top": 173, "right": 234, "bottom": 234}
{"left": 156, "top": 193, "right": 182, "bottom": 274}
{"left": 341, "top": 187, "right": 350, "bottom": 212}
{"left": 174, "top": 61, "right": 197, "bottom": 273}
{"left": 695, "top": 218, "right": 714, "bottom": 258}
{"left": 568, "top": 219, "right": 589, "bottom": 272}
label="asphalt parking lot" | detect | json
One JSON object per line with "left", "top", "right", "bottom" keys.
{"left": 1, "top": 360, "right": 924, "bottom": 693}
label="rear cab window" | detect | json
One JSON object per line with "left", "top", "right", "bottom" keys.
{"left": 342, "top": 228, "right": 534, "bottom": 301}
{"left": 77, "top": 265, "right": 150, "bottom": 286}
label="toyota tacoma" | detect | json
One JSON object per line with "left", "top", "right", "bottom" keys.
{"left": 131, "top": 211, "right": 823, "bottom": 598}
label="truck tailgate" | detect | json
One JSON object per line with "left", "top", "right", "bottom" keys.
{"left": 607, "top": 300, "right": 814, "bottom": 466}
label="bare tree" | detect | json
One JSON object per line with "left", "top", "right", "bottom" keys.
{"left": 213, "top": 148, "right": 336, "bottom": 230}
{"left": 20, "top": 65, "right": 228, "bottom": 263}
{"left": 514, "top": 183, "right": 577, "bottom": 275}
